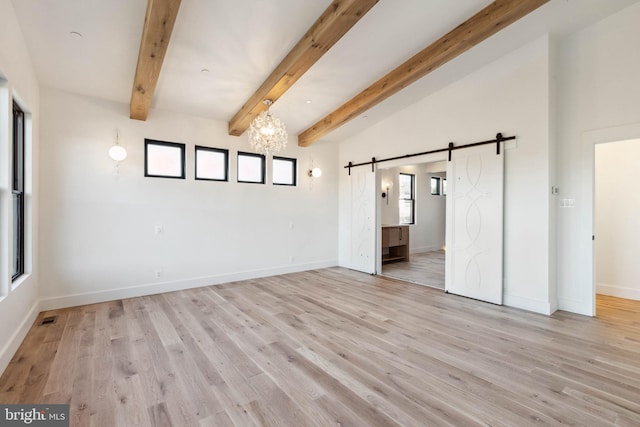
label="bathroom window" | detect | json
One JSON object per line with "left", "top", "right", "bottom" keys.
{"left": 399, "top": 173, "right": 415, "bottom": 225}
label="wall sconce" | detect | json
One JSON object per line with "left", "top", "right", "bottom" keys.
{"left": 381, "top": 185, "right": 390, "bottom": 204}
{"left": 109, "top": 130, "right": 127, "bottom": 175}
{"left": 308, "top": 167, "right": 322, "bottom": 178}
{"left": 109, "top": 130, "right": 127, "bottom": 162}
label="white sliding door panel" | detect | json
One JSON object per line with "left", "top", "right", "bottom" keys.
{"left": 445, "top": 144, "right": 504, "bottom": 304}
{"left": 348, "top": 168, "right": 376, "bottom": 274}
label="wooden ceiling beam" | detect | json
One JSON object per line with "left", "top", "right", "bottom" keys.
{"left": 298, "top": 0, "right": 549, "bottom": 147}
{"left": 130, "top": 0, "right": 182, "bottom": 121}
{"left": 228, "top": 0, "right": 379, "bottom": 136}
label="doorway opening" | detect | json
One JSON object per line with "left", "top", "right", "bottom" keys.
{"left": 594, "top": 138, "right": 640, "bottom": 316}
{"left": 378, "top": 161, "right": 447, "bottom": 290}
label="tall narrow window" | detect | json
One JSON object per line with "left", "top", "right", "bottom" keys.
{"left": 399, "top": 173, "right": 415, "bottom": 225}
{"left": 12, "top": 102, "right": 25, "bottom": 280}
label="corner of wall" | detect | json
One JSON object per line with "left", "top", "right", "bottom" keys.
{"left": 0, "top": 298, "right": 39, "bottom": 375}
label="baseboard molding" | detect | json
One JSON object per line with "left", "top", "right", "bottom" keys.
{"left": 558, "top": 297, "right": 594, "bottom": 316}
{"left": 40, "top": 260, "right": 337, "bottom": 311}
{"left": 597, "top": 284, "right": 640, "bottom": 301}
{"left": 0, "top": 300, "right": 40, "bottom": 375}
{"left": 503, "top": 293, "right": 554, "bottom": 315}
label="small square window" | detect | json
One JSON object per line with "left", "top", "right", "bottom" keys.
{"left": 238, "top": 152, "right": 265, "bottom": 184}
{"left": 272, "top": 156, "right": 296, "bottom": 186}
{"left": 195, "top": 146, "right": 228, "bottom": 181}
{"left": 430, "top": 177, "right": 441, "bottom": 195}
{"left": 145, "top": 139, "right": 185, "bottom": 179}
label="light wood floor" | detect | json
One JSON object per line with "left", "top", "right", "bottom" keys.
{"left": 1, "top": 269, "right": 639, "bottom": 426}
{"left": 382, "top": 250, "right": 445, "bottom": 289}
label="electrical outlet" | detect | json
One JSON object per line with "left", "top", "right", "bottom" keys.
{"left": 154, "top": 225, "right": 163, "bottom": 235}
{"left": 155, "top": 270, "right": 162, "bottom": 278}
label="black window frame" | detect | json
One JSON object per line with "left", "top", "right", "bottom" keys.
{"left": 144, "top": 139, "right": 186, "bottom": 179}
{"left": 430, "top": 176, "right": 441, "bottom": 195}
{"left": 194, "top": 145, "right": 229, "bottom": 182}
{"left": 237, "top": 151, "right": 266, "bottom": 184}
{"left": 272, "top": 156, "right": 297, "bottom": 186}
{"left": 12, "top": 101, "right": 25, "bottom": 281}
{"left": 399, "top": 173, "right": 415, "bottom": 225}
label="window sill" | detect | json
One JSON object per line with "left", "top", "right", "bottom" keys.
{"left": 11, "top": 273, "right": 31, "bottom": 292}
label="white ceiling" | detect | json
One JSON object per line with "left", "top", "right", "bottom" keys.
{"left": 10, "top": 0, "right": 639, "bottom": 144}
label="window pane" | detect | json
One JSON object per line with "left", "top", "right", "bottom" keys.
{"left": 399, "top": 200, "right": 414, "bottom": 224}
{"left": 12, "top": 193, "right": 21, "bottom": 277}
{"left": 442, "top": 178, "right": 447, "bottom": 196}
{"left": 196, "top": 147, "right": 227, "bottom": 181}
{"left": 13, "top": 110, "right": 24, "bottom": 190}
{"left": 273, "top": 157, "right": 296, "bottom": 186}
{"left": 430, "top": 177, "right": 440, "bottom": 195}
{"left": 399, "top": 174, "right": 413, "bottom": 198}
{"left": 238, "top": 153, "right": 265, "bottom": 183}
{"left": 146, "top": 143, "right": 184, "bottom": 177}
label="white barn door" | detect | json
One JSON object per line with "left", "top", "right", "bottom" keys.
{"left": 348, "top": 168, "right": 376, "bottom": 274}
{"left": 445, "top": 144, "right": 504, "bottom": 304}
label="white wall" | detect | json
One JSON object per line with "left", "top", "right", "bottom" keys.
{"left": 380, "top": 168, "right": 399, "bottom": 226}
{"left": 339, "top": 35, "right": 555, "bottom": 314}
{"left": 0, "top": 0, "right": 41, "bottom": 374}
{"left": 556, "top": 2, "right": 640, "bottom": 315}
{"left": 595, "top": 139, "right": 640, "bottom": 300}
{"left": 38, "top": 87, "right": 338, "bottom": 309}
{"left": 416, "top": 165, "right": 446, "bottom": 253}
{"left": 380, "top": 164, "right": 445, "bottom": 253}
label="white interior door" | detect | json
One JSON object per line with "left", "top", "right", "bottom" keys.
{"left": 348, "top": 168, "right": 376, "bottom": 274}
{"left": 445, "top": 144, "right": 504, "bottom": 304}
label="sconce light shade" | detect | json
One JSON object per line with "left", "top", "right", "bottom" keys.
{"left": 109, "top": 145, "right": 127, "bottom": 162}
{"left": 309, "top": 167, "right": 322, "bottom": 178}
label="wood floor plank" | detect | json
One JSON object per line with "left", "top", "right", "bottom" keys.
{"left": 1, "top": 271, "right": 640, "bottom": 426}
{"left": 382, "top": 249, "right": 446, "bottom": 289}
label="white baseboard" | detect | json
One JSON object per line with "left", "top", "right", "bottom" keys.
{"left": 597, "top": 284, "right": 640, "bottom": 301}
{"left": 558, "top": 297, "right": 594, "bottom": 316}
{"left": 40, "top": 260, "right": 337, "bottom": 311}
{"left": 503, "top": 293, "right": 554, "bottom": 315}
{"left": 0, "top": 300, "right": 40, "bottom": 375}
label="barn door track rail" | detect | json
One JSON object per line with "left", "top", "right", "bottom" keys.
{"left": 344, "top": 132, "right": 515, "bottom": 175}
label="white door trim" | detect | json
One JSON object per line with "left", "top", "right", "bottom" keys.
{"left": 581, "top": 122, "right": 640, "bottom": 316}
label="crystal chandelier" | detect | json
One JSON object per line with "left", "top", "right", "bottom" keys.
{"left": 248, "top": 99, "right": 288, "bottom": 155}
